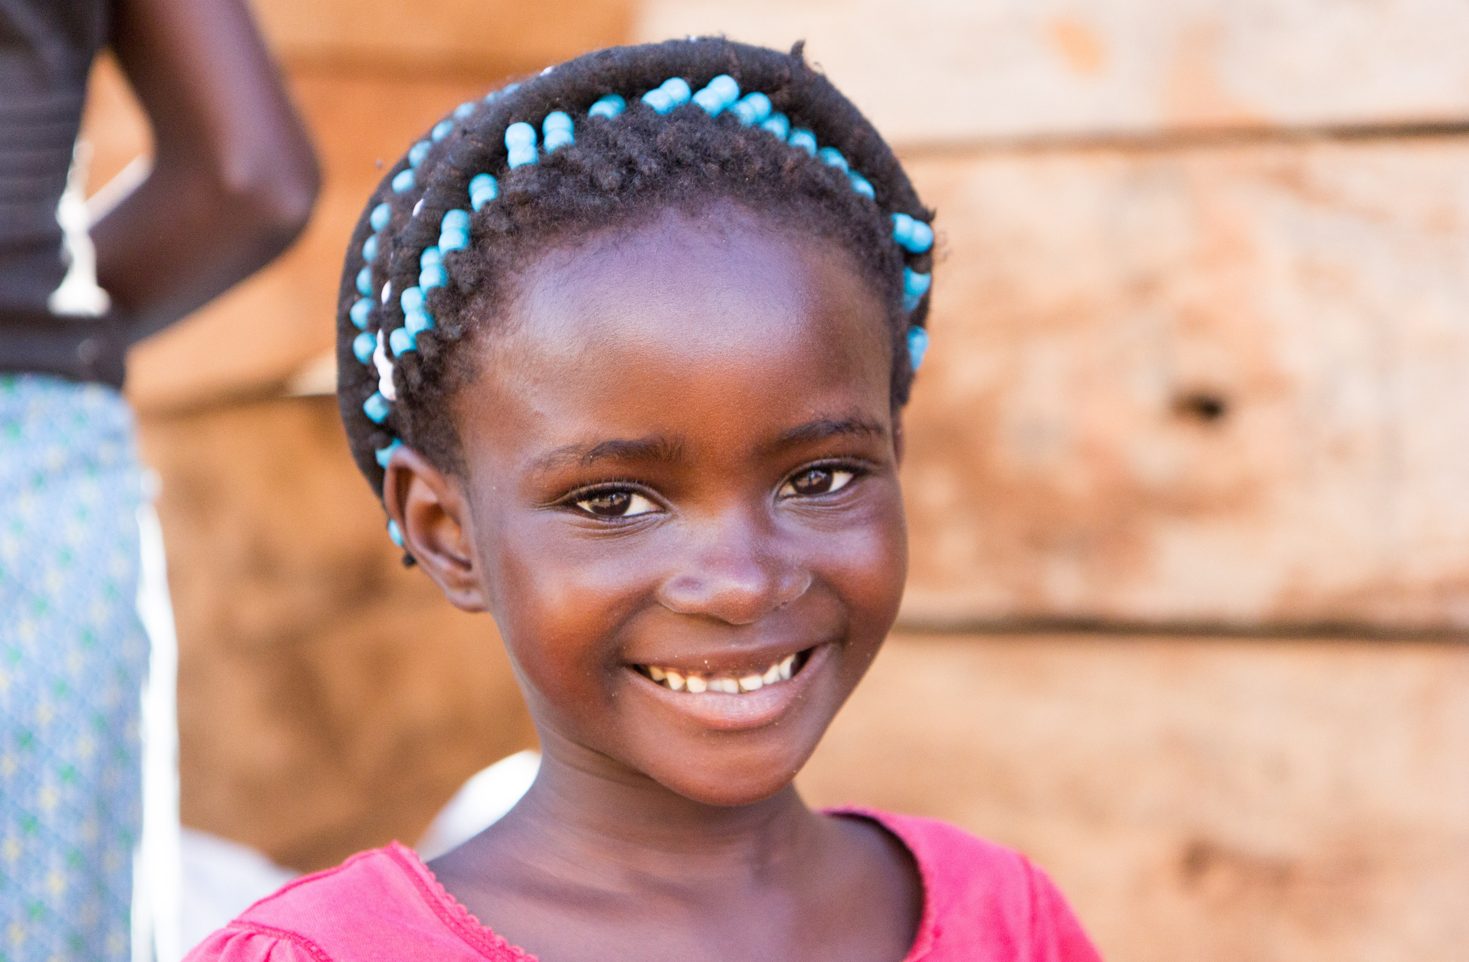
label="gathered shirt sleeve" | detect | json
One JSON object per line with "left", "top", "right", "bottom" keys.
{"left": 184, "top": 922, "right": 335, "bottom": 962}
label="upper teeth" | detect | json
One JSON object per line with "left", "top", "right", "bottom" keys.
{"left": 644, "top": 654, "right": 797, "bottom": 693}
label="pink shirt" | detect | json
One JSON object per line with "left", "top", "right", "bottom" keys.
{"left": 185, "top": 809, "right": 1102, "bottom": 961}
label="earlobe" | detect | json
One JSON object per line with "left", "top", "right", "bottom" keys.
{"left": 381, "top": 447, "right": 489, "bottom": 612}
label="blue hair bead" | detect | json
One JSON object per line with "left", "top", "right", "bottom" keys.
{"left": 405, "top": 307, "right": 435, "bottom": 335}
{"left": 364, "top": 391, "right": 391, "bottom": 424}
{"left": 453, "top": 101, "right": 476, "bottom": 120}
{"left": 431, "top": 119, "right": 454, "bottom": 143}
{"left": 387, "top": 519, "right": 404, "bottom": 548}
{"left": 389, "top": 327, "right": 417, "bottom": 356}
{"left": 817, "top": 146, "right": 849, "bottom": 173}
{"left": 355, "top": 266, "right": 373, "bottom": 296}
{"left": 349, "top": 298, "right": 373, "bottom": 330}
{"left": 707, "top": 75, "right": 739, "bottom": 103}
{"left": 760, "top": 112, "right": 790, "bottom": 139}
{"left": 692, "top": 89, "right": 723, "bottom": 114}
{"left": 892, "top": 212, "right": 915, "bottom": 249}
{"left": 362, "top": 235, "right": 379, "bottom": 263}
{"left": 711, "top": 75, "right": 739, "bottom": 97}
{"left": 693, "top": 74, "right": 739, "bottom": 115}
{"left": 589, "top": 94, "right": 626, "bottom": 119}
{"left": 507, "top": 144, "right": 538, "bottom": 168}
{"left": 907, "top": 326, "right": 929, "bottom": 372}
{"left": 408, "top": 140, "right": 432, "bottom": 168}
{"left": 400, "top": 286, "right": 425, "bottom": 314}
{"left": 441, "top": 209, "right": 471, "bottom": 233}
{"left": 375, "top": 439, "right": 402, "bottom": 469}
{"left": 439, "top": 228, "right": 470, "bottom": 253}
{"left": 420, "top": 263, "right": 449, "bottom": 290}
{"left": 543, "top": 113, "right": 575, "bottom": 153}
{"left": 375, "top": 442, "right": 401, "bottom": 470}
{"left": 419, "top": 246, "right": 442, "bottom": 271}
{"left": 902, "top": 269, "right": 932, "bottom": 310}
{"left": 391, "top": 168, "right": 416, "bottom": 193}
{"left": 352, "top": 331, "right": 376, "bottom": 364}
{"left": 788, "top": 128, "right": 817, "bottom": 156}
{"left": 731, "top": 92, "right": 772, "bottom": 126}
{"left": 370, "top": 202, "right": 392, "bottom": 232}
{"left": 848, "top": 171, "right": 875, "bottom": 200}
{"left": 641, "top": 88, "right": 673, "bottom": 113}
{"left": 469, "top": 173, "right": 500, "bottom": 211}
{"left": 505, "top": 121, "right": 539, "bottom": 168}
{"left": 892, "top": 213, "right": 933, "bottom": 254}
{"left": 661, "top": 77, "right": 692, "bottom": 105}
{"left": 908, "top": 220, "right": 934, "bottom": 253}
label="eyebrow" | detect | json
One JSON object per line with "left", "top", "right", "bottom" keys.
{"left": 765, "top": 415, "right": 888, "bottom": 454}
{"left": 530, "top": 435, "right": 685, "bottom": 474}
{"left": 529, "top": 416, "right": 886, "bottom": 476}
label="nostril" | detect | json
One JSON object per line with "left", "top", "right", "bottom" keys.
{"left": 773, "top": 569, "right": 813, "bottom": 611}
{"left": 1171, "top": 389, "right": 1229, "bottom": 426}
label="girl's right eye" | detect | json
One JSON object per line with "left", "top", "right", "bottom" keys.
{"left": 570, "top": 488, "right": 659, "bottom": 519}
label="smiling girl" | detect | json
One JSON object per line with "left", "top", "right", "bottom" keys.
{"left": 185, "top": 38, "right": 1102, "bottom": 962}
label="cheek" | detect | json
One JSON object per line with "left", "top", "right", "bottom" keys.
{"left": 479, "top": 515, "right": 652, "bottom": 682}
{"left": 811, "top": 488, "right": 909, "bottom": 632}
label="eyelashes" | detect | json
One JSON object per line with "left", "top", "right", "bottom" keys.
{"left": 778, "top": 465, "right": 855, "bottom": 499}
{"left": 570, "top": 487, "right": 660, "bottom": 519}
{"left": 559, "top": 461, "right": 870, "bottom": 522}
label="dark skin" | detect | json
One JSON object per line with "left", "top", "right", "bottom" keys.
{"left": 90, "top": 0, "right": 318, "bottom": 343}
{"left": 385, "top": 204, "right": 922, "bottom": 961}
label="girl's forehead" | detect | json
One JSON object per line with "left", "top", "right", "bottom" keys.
{"left": 456, "top": 207, "right": 894, "bottom": 458}
{"left": 525, "top": 206, "right": 875, "bottom": 331}
{"left": 505, "top": 206, "right": 887, "bottom": 381}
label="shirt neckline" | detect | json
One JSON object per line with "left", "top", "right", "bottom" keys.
{"left": 386, "top": 806, "right": 936, "bottom": 962}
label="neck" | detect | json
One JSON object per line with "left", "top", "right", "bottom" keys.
{"left": 484, "top": 739, "right": 829, "bottom": 894}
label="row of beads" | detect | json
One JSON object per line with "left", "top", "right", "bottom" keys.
{"left": 353, "top": 86, "right": 521, "bottom": 546}
{"left": 351, "top": 83, "right": 521, "bottom": 345}
{"left": 356, "top": 72, "right": 936, "bottom": 523}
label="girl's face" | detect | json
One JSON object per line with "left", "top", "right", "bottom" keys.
{"left": 408, "top": 204, "right": 906, "bottom": 807}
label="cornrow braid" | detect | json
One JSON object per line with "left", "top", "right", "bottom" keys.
{"left": 337, "top": 37, "right": 935, "bottom": 551}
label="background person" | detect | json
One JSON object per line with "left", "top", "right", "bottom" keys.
{"left": 0, "top": 1, "right": 317, "bottom": 958}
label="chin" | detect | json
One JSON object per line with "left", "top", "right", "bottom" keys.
{"left": 642, "top": 738, "right": 823, "bottom": 808}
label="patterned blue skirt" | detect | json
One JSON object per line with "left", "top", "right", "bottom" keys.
{"left": 0, "top": 374, "right": 150, "bottom": 961}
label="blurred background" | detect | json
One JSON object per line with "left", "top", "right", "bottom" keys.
{"left": 80, "top": 1, "right": 1469, "bottom": 960}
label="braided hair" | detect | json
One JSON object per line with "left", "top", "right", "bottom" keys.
{"left": 337, "top": 38, "right": 934, "bottom": 540}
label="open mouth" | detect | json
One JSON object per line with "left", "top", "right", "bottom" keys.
{"left": 633, "top": 648, "right": 814, "bottom": 694}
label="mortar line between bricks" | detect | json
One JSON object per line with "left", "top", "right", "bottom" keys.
{"left": 895, "top": 119, "right": 1469, "bottom": 159}
{"left": 892, "top": 616, "right": 1469, "bottom": 644}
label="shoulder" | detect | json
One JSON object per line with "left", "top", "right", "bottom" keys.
{"left": 183, "top": 843, "right": 525, "bottom": 962}
{"left": 835, "top": 809, "right": 1104, "bottom": 962}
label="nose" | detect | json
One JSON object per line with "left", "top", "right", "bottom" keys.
{"left": 655, "top": 510, "right": 812, "bottom": 625}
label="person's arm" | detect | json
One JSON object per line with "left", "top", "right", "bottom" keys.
{"left": 90, "top": 0, "right": 320, "bottom": 344}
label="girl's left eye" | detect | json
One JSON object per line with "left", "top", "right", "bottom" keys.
{"left": 571, "top": 489, "right": 659, "bottom": 519}
{"left": 780, "top": 466, "right": 856, "bottom": 498}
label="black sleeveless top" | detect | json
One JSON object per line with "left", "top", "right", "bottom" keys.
{"left": 0, "top": 0, "right": 123, "bottom": 386}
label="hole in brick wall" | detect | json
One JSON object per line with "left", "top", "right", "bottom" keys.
{"left": 1172, "top": 390, "right": 1229, "bottom": 425}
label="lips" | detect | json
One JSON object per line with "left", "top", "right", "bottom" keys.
{"left": 626, "top": 644, "right": 830, "bottom": 732}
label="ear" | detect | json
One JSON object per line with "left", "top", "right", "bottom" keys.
{"left": 381, "top": 446, "right": 489, "bottom": 612}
